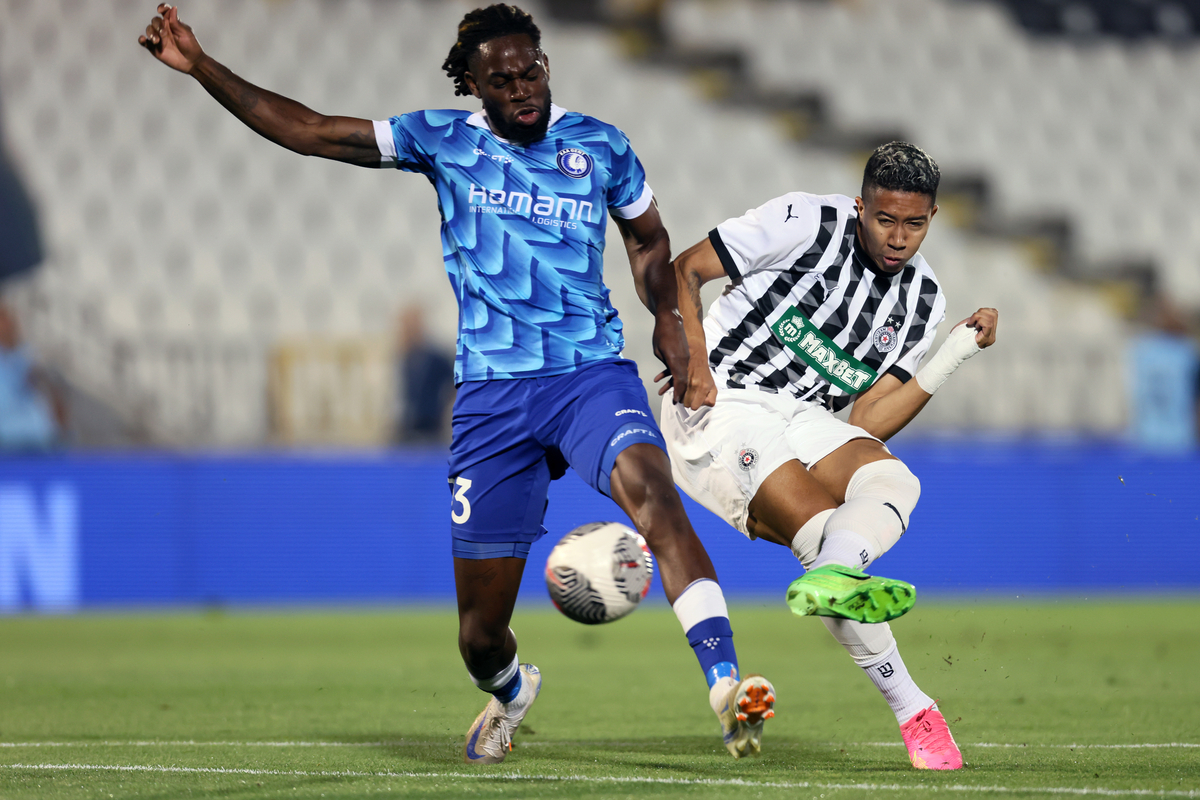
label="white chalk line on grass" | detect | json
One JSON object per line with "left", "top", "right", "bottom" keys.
{"left": 2, "top": 738, "right": 1200, "bottom": 753}
{"left": 1, "top": 763, "right": 1198, "bottom": 797}
{"left": 2, "top": 740, "right": 1198, "bottom": 750}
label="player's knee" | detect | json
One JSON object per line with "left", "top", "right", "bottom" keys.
{"left": 846, "top": 458, "right": 921, "bottom": 530}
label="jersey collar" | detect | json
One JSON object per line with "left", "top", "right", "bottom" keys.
{"left": 466, "top": 103, "right": 569, "bottom": 143}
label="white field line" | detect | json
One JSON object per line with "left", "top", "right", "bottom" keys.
{"left": 1, "top": 763, "right": 1198, "bottom": 797}
{"left": 1, "top": 740, "right": 1198, "bottom": 750}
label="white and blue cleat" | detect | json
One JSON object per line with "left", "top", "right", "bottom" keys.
{"left": 716, "top": 674, "right": 776, "bottom": 758}
{"left": 463, "top": 663, "right": 542, "bottom": 764}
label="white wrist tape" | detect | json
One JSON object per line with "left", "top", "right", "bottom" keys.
{"left": 915, "top": 323, "right": 981, "bottom": 395}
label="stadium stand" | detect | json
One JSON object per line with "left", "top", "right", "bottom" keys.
{"left": 664, "top": 0, "right": 1200, "bottom": 303}
{"left": 1000, "top": 0, "right": 1200, "bottom": 38}
{"left": 0, "top": 0, "right": 1133, "bottom": 444}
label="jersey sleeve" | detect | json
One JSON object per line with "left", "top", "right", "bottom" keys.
{"left": 709, "top": 193, "right": 820, "bottom": 280}
{"left": 888, "top": 289, "right": 947, "bottom": 383}
{"left": 373, "top": 112, "right": 446, "bottom": 174}
{"left": 606, "top": 128, "right": 653, "bottom": 219}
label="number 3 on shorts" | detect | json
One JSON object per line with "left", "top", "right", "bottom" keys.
{"left": 451, "top": 476, "right": 473, "bottom": 524}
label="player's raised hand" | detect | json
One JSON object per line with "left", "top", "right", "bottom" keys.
{"left": 958, "top": 307, "right": 998, "bottom": 348}
{"left": 139, "top": 4, "right": 204, "bottom": 74}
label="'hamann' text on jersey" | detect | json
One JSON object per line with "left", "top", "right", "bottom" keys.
{"left": 374, "top": 105, "right": 653, "bottom": 383}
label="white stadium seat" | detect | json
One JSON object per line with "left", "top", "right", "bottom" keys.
{"left": 0, "top": 0, "right": 1146, "bottom": 442}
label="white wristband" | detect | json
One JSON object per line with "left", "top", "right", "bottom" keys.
{"left": 915, "top": 324, "right": 981, "bottom": 395}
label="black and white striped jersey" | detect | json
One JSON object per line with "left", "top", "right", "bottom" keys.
{"left": 705, "top": 192, "right": 946, "bottom": 411}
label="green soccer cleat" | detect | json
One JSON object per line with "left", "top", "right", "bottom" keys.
{"left": 785, "top": 564, "right": 916, "bottom": 623}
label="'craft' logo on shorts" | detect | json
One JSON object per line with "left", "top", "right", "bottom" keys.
{"left": 611, "top": 427, "right": 658, "bottom": 447}
{"left": 616, "top": 408, "right": 648, "bottom": 417}
{"left": 776, "top": 314, "right": 805, "bottom": 343}
{"left": 872, "top": 322, "right": 898, "bottom": 353}
{"left": 736, "top": 447, "right": 759, "bottom": 471}
{"left": 556, "top": 148, "right": 593, "bottom": 178}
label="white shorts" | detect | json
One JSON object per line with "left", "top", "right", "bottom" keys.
{"left": 661, "top": 389, "right": 883, "bottom": 538}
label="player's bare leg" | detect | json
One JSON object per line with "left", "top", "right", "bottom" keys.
{"left": 455, "top": 557, "right": 542, "bottom": 764}
{"left": 454, "top": 557, "right": 525, "bottom": 677}
{"left": 807, "top": 438, "right": 896, "bottom": 502}
{"left": 609, "top": 443, "right": 717, "bottom": 603}
{"left": 609, "top": 443, "right": 774, "bottom": 758}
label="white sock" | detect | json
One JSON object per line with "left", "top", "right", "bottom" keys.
{"left": 790, "top": 508, "right": 835, "bottom": 568}
{"left": 809, "top": 528, "right": 874, "bottom": 571}
{"left": 861, "top": 644, "right": 935, "bottom": 724}
{"left": 709, "top": 675, "right": 738, "bottom": 715}
{"left": 468, "top": 653, "right": 522, "bottom": 703}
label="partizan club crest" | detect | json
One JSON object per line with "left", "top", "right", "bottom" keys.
{"left": 872, "top": 319, "right": 900, "bottom": 353}
{"left": 736, "top": 447, "right": 759, "bottom": 472}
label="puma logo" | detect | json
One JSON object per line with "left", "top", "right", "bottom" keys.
{"left": 784, "top": 204, "right": 798, "bottom": 222}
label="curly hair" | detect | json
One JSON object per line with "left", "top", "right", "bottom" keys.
{"left": 442, "top": 5, "right": 542, "bottom": 97}
{"left": 862, "top": 141, "right": 940, "bottom": 202}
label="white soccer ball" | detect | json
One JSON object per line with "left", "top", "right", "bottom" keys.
{"left": 544, "top": 522, "right": 654, "bottom": 624}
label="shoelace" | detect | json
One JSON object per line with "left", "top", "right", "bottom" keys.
{"left": 477, "top": 711, "right": 516, "bottom": 758}
{"left": 908, "top": 709, "right": 956, "bottom": 755}
{"left": 480, "top": 691, "right": 532, "bottom": 758}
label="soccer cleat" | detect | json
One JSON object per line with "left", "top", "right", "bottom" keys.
{"left": 900, "top": 705, "right": 963, "bottom": 770}
{"left": 463, "top": 663, "right": 542, "bottom": 764}
{"left": 716, "top": 674, "right": 776, "bottom": 758}
{"left": 785, "top": 564, "right": 915, "bottom": 623}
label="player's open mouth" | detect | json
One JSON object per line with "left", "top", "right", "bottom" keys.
{"left": 514, "top": 107, "right": 541, "bottom": 125}
{"left": 882, "top": 255, "right": 904, "bottom": 268}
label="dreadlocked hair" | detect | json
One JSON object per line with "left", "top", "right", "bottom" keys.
{"left": 442, "top": 5, "right": 542, "bottom": 97}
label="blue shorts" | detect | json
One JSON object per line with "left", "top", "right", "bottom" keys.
{"left": 447, "top": 358, "right": 666, "bottom": 560}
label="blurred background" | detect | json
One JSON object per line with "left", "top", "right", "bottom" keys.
{"left": 0, "top": 0, "right": 1197, "bottom": 612}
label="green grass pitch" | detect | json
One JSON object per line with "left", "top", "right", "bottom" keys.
{"left": 1, "top": 599, "right": 1198, "bottom": 799}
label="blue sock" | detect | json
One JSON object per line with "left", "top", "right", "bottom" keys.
{"left": 686, "top": 616, "right": 739, "bottom": 688}
{"left": 469, "top": 654, "right": 523, "bottom": 703}
{"left": 493, "top": 670, "right": 522, "bottom": 703}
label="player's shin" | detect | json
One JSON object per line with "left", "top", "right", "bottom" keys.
{"left": 672, "top": 578, "right": 739, "bottom": 708}
{"left": 790, "top": 508, "right": 834, "bottom": 567}
{"left": 821, "top": 617, "right": 934, "bottom": 723}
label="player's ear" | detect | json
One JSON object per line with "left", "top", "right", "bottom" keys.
{"left": 854, "top": 195, "right": 865, "bottom": 217}
{"left": 542, "top": 52, "right": 550, "bottom": 78}
{"left": 928, "top": 203, "right": 939, "bottom": 221}
{"left": 463, "top": 70, "right": 482, "bottom": 99}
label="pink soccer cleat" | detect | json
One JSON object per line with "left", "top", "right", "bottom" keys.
{"left": 900, "top": 705, "right": 963, "bottom": 770}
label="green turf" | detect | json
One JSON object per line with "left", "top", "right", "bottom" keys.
{"left": 1, "top": 600, "right": 1198, "bottom": 799}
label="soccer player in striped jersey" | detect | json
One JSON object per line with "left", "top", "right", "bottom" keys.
{"left": 140, "top": 2, "right": 774, "bottom": 764}
{"left": 663, "top": 142, "right": 998, "bottom": 770}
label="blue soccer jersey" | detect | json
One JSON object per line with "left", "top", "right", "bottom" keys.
{"left": 373, "top": 105, "right": 653, "bottom": 383}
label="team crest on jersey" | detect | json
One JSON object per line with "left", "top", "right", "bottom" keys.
{"left": 872, "top": 322, "right": 899, "bottom": 353}
{"left": 556, "top": 148, "right": 593, "bottom": 178}
{"left": 736, "top": 447, "right": 759, "bottom": 472}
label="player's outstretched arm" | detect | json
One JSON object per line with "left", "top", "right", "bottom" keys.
{"left": 850, "top": 307, "right": 998, "bottom": 440}
{"left": 138, "top": 4, "right": 380, "bottom": 167}
{"left": 665, "top": 237, "right": 728, "bottom": 410}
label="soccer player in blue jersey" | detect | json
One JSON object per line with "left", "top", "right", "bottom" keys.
{"left": 141, "top": 3, "right": 775, "bottom": 763}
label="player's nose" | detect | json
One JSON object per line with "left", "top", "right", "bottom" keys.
{"left": 510, "top": 80, "right": 532, "bottom": 101}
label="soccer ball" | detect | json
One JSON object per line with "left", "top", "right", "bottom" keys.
{"left": 544, "top": 522, "right": 654, "bottom": 625}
